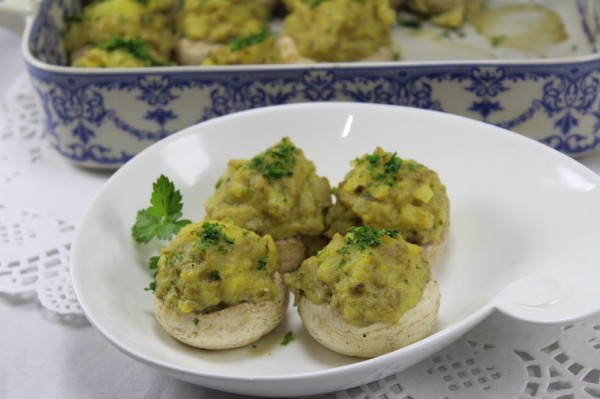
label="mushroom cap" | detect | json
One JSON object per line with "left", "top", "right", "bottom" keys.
{"left": 155, "top": 272, "right": 289, "bottom": 350}
{"left": 421, "top": 222, "right": 449, "bottom": 264}
{"left": 298, "top": 279, "right": 440, "bottom": 358}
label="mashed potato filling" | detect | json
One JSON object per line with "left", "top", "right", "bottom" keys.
{"left": 71, "top": 37, "right": 171, "bottom": 68}
{"left": 176, "top": 0, "right": 278, "bottom": 65}
{"left": 64, "top": 0, "right": 175, "bottom": 64}
{"left": 285, "top": 226, "right": 430, "bottom": 327}
{"left": 204, "top": 137, "right": 332, "bottom": 240}
{"left": 155, "top": 220, "right": 281, "bottom": 314}
{"left": 179, "top": 0, "right": 273, "bottom": 43}
{"left": 326, "top": 147, "right": 449, "bottom": 246}
{"left": 402, "top": 0, "right": 482, "bottom": 28}
{"left": 201, "top": 27, "right": 280, "bottom": 66}
{"left": 282, "top": 0, "right": 396, "bottom": 62}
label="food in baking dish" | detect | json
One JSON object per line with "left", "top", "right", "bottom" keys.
{"left": 175, "top": 0, "right": 279, "bottom": 65}
{"left": 285, "top": 225, "right": 440, "bottom": 357}
{"left": 277, "top": 0, "right": 397, "bottom": 63}
{"left": 64, "top": 0, "right": 177, "bottom": 67}
{"left": 153, "top": 219, "right": 288, "bottom": 349}
{"left": 63, "top": 0, "right": 568, "bottom": 67}
{"left": 401, "top": 0, "right": 482, "bottom": 28}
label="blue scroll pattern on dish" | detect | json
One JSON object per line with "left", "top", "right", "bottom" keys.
{"left": 25, "top": 0, "right": 600, "bottom": 167}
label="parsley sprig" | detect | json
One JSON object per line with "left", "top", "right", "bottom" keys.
{"left": 132, "top": 175, "right": 191, "bottom": 244}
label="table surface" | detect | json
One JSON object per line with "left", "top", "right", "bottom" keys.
{"left": 2, "top": 26, "right": 600, "bottom": 399}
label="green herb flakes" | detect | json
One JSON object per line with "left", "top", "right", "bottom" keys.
{"left": 195, "top": 222, "right": 235, "bottom": 250}
{"left": 249, "top": 137, "right": 297, "bottom": 181}
{"left": 281, "top": 331, "right": 295, "bottom": 346}
{"left": 101, "top": 36, "right": 167, "bottom": 67}
{"left": 345, "top": 226, "right": 399, "bottom": 252}
{"left": 230, "top": 27, "right": 272, "bottom": 52}
{"left": 209, "top": 269, "right": 221, "bottom": 281}
{"left": 256, "top": 255, "right": 268, "bottom": 270}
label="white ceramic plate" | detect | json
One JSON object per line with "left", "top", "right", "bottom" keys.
{"left": 71, "top": 102, "right": 600, "bottom": 397}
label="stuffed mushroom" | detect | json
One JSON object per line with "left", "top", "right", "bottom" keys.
{"left": 325, "top": 147, "right": 450, "bottom": 264}
{"left": 285, "top": 225, "right": 440, "bottom": 357}
{"left": 204, "top": 137, "right": 332, "bottom": 271}
{"left": 277, "top": 0, "right": 398, "bottom": 63}
{"left": 401, "top": 0, "right": 482, "bottom": 28}
{"left": 153, "top": 219, "right": 288, "bottom": 349}
{"left": 64, "top": 0, "right": 176, "bottom": 65}
{"left": 175, "top": 0, "right": 279, "bottom": 65}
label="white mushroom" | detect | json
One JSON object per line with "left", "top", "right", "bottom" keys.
{"left": 298, "top": 279, "right": 440, "bottom": 358}
{"left": 275, "top": 237, "right": 306, "bottom": 272}
{"left": 175, "top": 37, "right": 219, "bottom": 65}
{"left": 155, "top": 271, "right": 289, "bottom": 350}
{"left": 276, "top": 33, "right": 395, "bottom": 64}
{"left": 421, "top": 222, "right": 449, "bottom": 264}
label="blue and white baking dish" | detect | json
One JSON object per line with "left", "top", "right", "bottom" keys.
{"left": 2, "top": 0, "right": 600, "bottom": 168}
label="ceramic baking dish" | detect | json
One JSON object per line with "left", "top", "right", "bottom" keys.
{"left": 3, "top": 0, "right": 600, "bottom": 168}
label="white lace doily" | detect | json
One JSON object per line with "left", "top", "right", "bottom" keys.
{"left": 0, "top": 74, "right": 108, "bottom": 315}
{"left": 1, "top": 74, "right": 599, "bottom": 398}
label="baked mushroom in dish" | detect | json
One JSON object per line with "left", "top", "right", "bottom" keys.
{"left": 325, "top": 147, "right": 450, "bottom": 264}
{"left": 204, "top": 137, "right": 332, "bottom": 272}
{"left": 400, "top": 0, "right": 482, "bottom": 28}
{"left": 285, "top": 225, "right": 440, "bottom": 357}
{"left": 64, "top": 0, "right": 176, "bottom": 66}
{"left": 276, "top": 0, "right": 398, "bottom": 63}
{"left": 175, "top": 0, "right": 279, "bottom": 65}
{"left": 153, "top": 219, "right": 288, "bottom": 349}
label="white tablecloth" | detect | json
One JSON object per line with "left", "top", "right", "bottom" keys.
{"left": 2, "top": 26, "right": 600, "bottom": 399}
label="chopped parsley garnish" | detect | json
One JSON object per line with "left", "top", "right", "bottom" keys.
{"left": 362, "top": 151, "right": 404, "bottom": 186}
{"left": 333, "top": 227, "right": 398, "bottom": 273}
{"left": 230, "top": 27, "right": 272, "bottom": 52}
{"left": 195, "top": 222, "right": 235, "bottom": 250}
{"left": 192, "top": 317, "right": 200, "bottom": 326}
{"left": 398, "top": 18, "right": 422, "bottom": 29}
{"left": 337, "top": 258, "right": 348, "bottom": 269}
{"left": 149, "top": 256, "right": 159, "bottom": 271}
{"left": 280, "top": 331, "right": 295, "bottom": 346}
{"left": 256, "top": 255, "right": 268, "bottom": 270}
{"left": 100, "top": 36, "right": 167, "bottom": 66}
{"left": 144, "top": 281, "right": 156, "bottom": 292}
{"left": 491, "top": 35, "right": 507, "bottom": 47}
{"left": 209, "top": 269, "right": 221, "bottom": 281}
{"left": 132, "top": 175, "right": 191, "bottom": 244}
{"left": 249, "top": 137, "right": 297, "bottom": 181}
{"left": 345, "top": 226, "right": 399, "bottom": 252}
{"left": 380, "top": 152, "right": 402, "bottom": 176}
{"left": 144, "top": 255, "right": 160, "bottom": 292}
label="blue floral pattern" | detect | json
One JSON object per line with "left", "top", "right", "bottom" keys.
{"left": 24, "top": 0, "right": 600, "bottom": 167}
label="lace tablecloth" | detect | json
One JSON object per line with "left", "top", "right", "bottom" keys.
{"left": 2, "top": 74, "right": 600, "bottom": 399}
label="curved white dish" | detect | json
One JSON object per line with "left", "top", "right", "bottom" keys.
{"left": 71, "top": 102, "right": 600, "bottom": 397}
